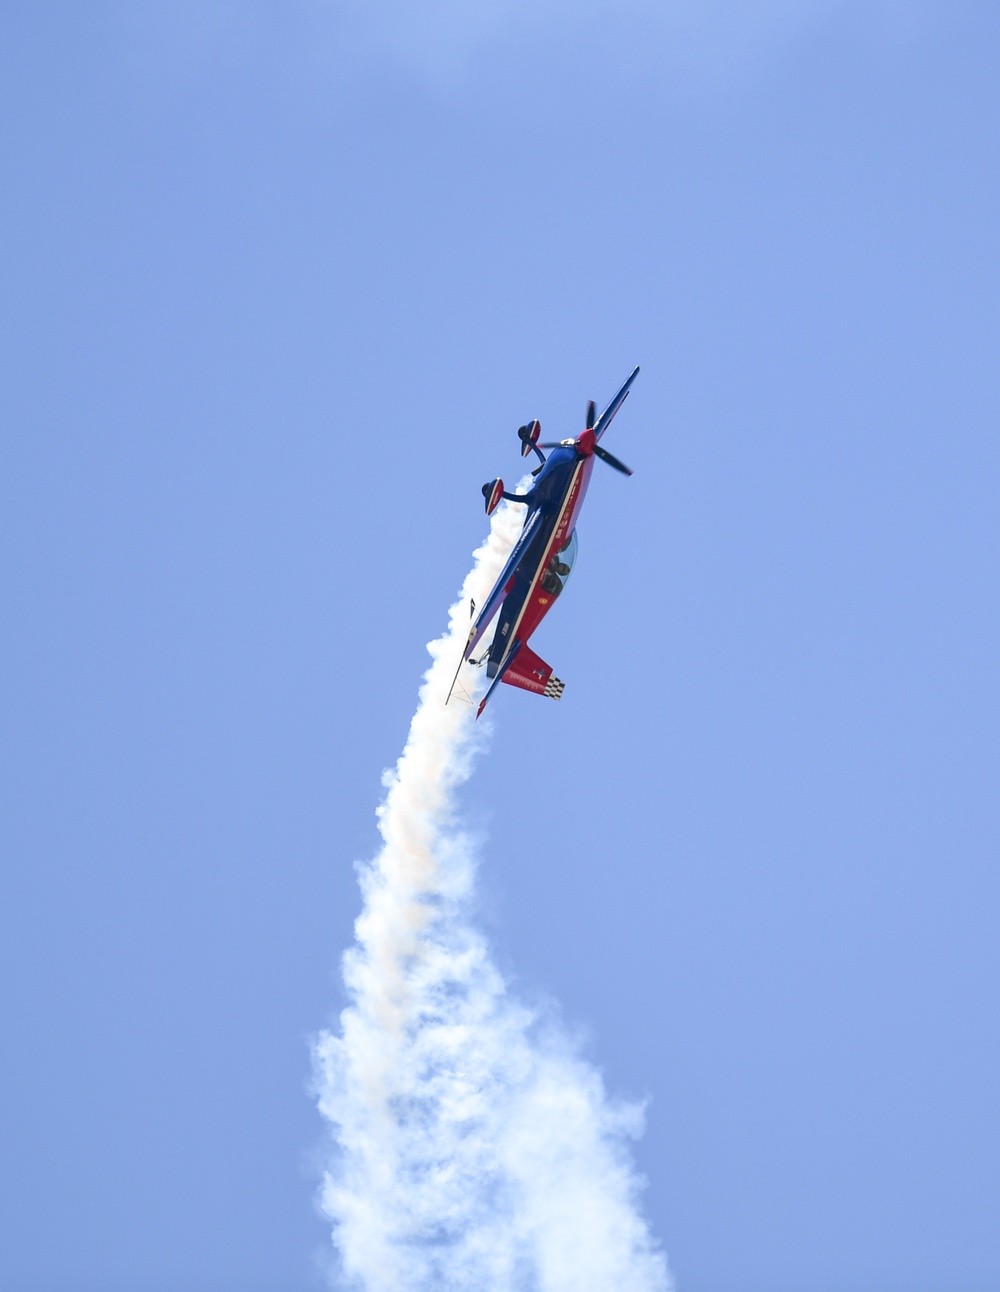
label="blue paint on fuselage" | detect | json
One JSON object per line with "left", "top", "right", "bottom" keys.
{"left": 484, "top": 447, "right": 582, "bottom": 677}
{"left": 466, "top": 446, "right": 584, "bottom": 671}
{"left": 524, "top": 447, "right": 578, "bottom": 513}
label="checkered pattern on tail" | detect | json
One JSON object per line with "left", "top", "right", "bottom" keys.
{"left": 543, "top": 676, "right": 565, "bottom": 700}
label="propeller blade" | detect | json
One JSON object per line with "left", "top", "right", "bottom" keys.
{"left": 586, "top": 399, "right": 596, "bottom": 430}
{"left": 593, "top": 444, "right": 633, "bottom": 476}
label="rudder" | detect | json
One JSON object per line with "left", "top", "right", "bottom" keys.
{"left": 501, "top": 644, "right": 565, "bottom": 700}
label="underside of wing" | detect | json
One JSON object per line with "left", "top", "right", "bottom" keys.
{"left": 466, "top": 507, "right": 545, "bottom": 657}
{"left": 594, "top": 365, "right": 639, "bottom": 441}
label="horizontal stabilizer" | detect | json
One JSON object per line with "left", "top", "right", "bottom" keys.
{"left": 501, "top": 643, "right": 565, "bottom": 700}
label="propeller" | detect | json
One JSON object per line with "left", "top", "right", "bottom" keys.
{"left": 594, "top": 443, "right": 632, "bottom": 476}
{"left": 535, "top": 394, "right": 633, "bottom": 473}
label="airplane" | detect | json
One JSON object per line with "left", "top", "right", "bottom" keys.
{"left": 447, "top": 366, "right": 639, "bottom": 718}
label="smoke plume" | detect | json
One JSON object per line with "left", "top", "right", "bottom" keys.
{"left": 313, "top": 496, "right": 670, "bottom": 1292}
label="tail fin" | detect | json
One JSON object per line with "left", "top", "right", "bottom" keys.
{"left": 501, "top": 643, "right": 564, "bottom": 700}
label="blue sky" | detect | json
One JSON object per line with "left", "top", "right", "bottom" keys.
{"left": 2, "top": 2, "right": 999, "bottom": 1290}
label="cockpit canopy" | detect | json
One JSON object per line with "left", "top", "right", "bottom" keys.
{"left": 539, "top": 529, "right": 578, "bottom": 597}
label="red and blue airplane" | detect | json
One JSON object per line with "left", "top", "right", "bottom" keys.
{"left": 448, "top": 366, "right": 639, "bottom": 718}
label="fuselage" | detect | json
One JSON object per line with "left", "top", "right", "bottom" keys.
{"left": 483, "top": 445, "right": 595, "bottom": 677}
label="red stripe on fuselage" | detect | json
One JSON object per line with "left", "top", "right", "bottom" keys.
{"left": 502, "top": 455, "right": 594, "bottom": 657}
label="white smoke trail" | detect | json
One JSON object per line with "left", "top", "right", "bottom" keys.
{"left": 313, "top": 496, "right": 670, "bottom": 1292}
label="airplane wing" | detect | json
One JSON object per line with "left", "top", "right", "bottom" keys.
{"left": 466, "top": 506, "right": 546, "bottom": 657}
{"left": 594, "top": 365, "right": 640, "bottom": 441}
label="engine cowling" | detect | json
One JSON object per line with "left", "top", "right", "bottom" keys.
{"left": 518, "top": 419, "right": 541, "bottom": 458}
{"left": 482, "top": 478, "right": 505, "bottom": 515}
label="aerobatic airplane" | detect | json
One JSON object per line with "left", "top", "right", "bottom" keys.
{"left": 447, "top": 366, "right": 639, "bottom": 718}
